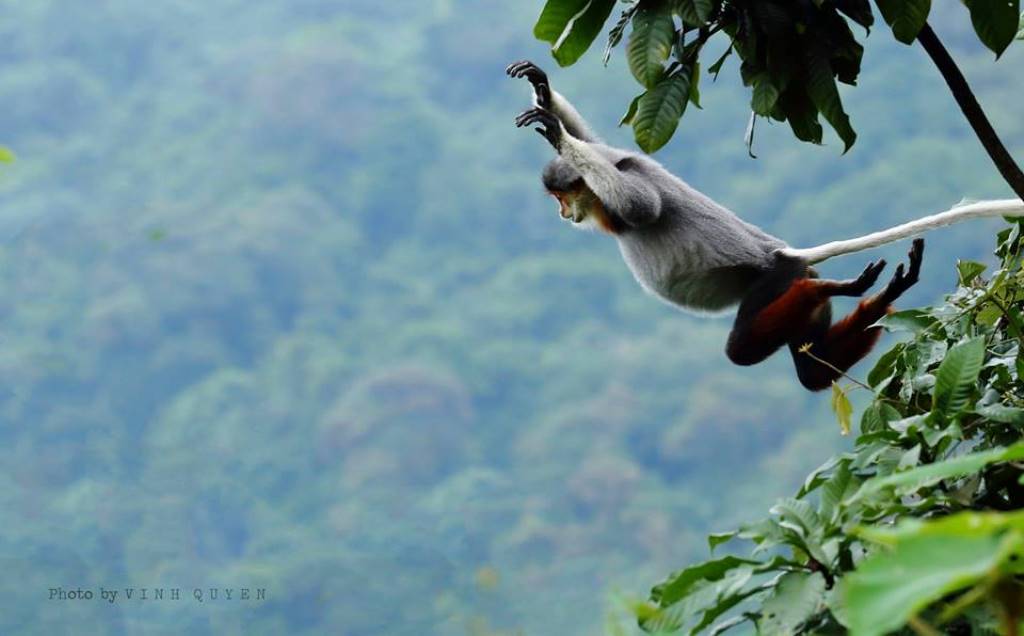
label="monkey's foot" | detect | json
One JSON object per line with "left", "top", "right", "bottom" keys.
{"left": 879, "top": 238, "right": 924, "bottom": 302}
{"left": 831, "top": 259, "right": 887, "bottom": 297}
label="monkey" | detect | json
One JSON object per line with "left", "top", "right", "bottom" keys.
{"left": 506, "top": 60, "right": 1024, "bottom": 391}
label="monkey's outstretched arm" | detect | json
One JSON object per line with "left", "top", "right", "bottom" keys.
{"left": 548, "top": 90, "right": 599, "bottom": 144}
{"left": 506, "top": 60, "right": 599, "bottom": 143}
{"left": 515, "top": 107, "right": 661, "bottom": 228}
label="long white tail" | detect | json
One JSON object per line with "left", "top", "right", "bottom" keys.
{"left": 780, "top": 198, "right": 1024, "bottom": 264}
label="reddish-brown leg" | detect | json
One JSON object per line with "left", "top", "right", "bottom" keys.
{"left": 788, "top": 239, "right": 924, "bottom": 391}
{"left": 726, "top": 255, "right": 887, "bottom": 366}
{"left": 788, "top": 297, "right": 889, "bottom": 391}
{"left": 727, "top": 239, "right": 924, "bottom": 391}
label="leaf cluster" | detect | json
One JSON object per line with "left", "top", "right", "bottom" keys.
{"left": 533, "top": 0, "right": 1019, "bottom": 153}
{"left": 634, "top": 219, "right": 1024, "bottom": 634}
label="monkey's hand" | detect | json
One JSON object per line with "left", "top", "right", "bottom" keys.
{"left": 879, "top": 238, "right": 924, "bottom": 303}
{"left": 515, "top": 107, "right": 562, "bottom": 150}
{"left": 506, "top": 60, "right": 552, "bottom": 109}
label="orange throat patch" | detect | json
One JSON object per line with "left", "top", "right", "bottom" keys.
{"left": 550, "top": 188, "right": 620, "bottom": 235}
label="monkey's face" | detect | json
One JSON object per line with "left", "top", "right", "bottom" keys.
{"left": 549, "top": 183, "right": 612, "bottom": 232}
{"left": 551, "top": 187, "right": 586, "bottom": 223}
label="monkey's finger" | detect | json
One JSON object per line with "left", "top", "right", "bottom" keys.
{"left": 518, "top": 108, "right": 557, "bottom": 129}
{"left": 903, "top": 254, "right": 922, "bottom": 286}
{"left": 515, "top": 111, "right": 543, "bottom": 127}
{"left": 514, "top": 108, "right": 540, "bottom": 124}
{"left": 860, "top": 263, "right": 885, "bottom": 290}
{"left": 506, "top": 60, "right": 529, "bottom": 76}
{"left": 517, "top": 106, "right": 543, "bottom": 116}
{"left": 892, "top": 263, "right": 905, "bottom": 283}
{"left": 864, "top": 259, "right": 885, "bottom": 274}
{"left": 514, "top": 64, "right": 547, "bottom": 87}
{"left": 907, "top": 239, "right": 924, "bottom": 275}
{"left": 857, "top": 259, "right": 886, "bottom": 285}
{"left": 517, "top": 114, "right": 547, "bottom": 129}
{"left": 508, "top": 61, "right": 537, "bottom": 78}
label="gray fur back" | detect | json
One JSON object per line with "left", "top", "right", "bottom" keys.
{"left": 609, "top": 151, "right": 788, "bottom": 311}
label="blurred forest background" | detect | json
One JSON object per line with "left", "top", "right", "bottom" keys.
{"left": 0, "top": 1, "right": 1021, "bottom": 634}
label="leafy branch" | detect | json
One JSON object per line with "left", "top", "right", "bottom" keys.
{"left": 630, "top": 219, "right": 1024, "bottom": 634}
{"left": 531, "top": 0, "right": 1024, "bottom": 202}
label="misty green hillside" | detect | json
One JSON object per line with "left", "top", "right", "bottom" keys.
{"left": 0, "top": 1, "right": 1021, "bottom": 634}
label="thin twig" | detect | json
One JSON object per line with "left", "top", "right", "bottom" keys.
{"left": 798, "top": 343, "right": 873, "bottom": 391}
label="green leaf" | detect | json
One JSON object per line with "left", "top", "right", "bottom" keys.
{"left": 798, "top": 455, "right": 847, "bottom": 498}
{"left": 619, "top": 93, "right": 642, "bottom": 127}
{"left": 956, "top": 260, "right": 987, "bottom": 285}
{"left": 859, "top": 403, "right": 893, "bottom": 434}
{"left": 675, "top": 0, "right": 714, "bottom": 27}
{"left": 632, "top": 70, "right": 691, "bottom": 153}
{"left": 1018, "top": 11, "right": 1024, "bottom": 39}
{"left": 0, "top": 146, "right": 15, "bottom": 163}
{"left": 867, "top": 343, "right": 905, "bottom": 388}
{"left": 758, "top": 572, "right": 827, "bottom": 635}
{"left": 976, "top": 302, "right": 1003, "bottom": 326}
{"left": 534, "top": 0, "right": 618, "bottom": 67}
{"left": 975, "top": 403, "right": 1024, "bottom": 424}
{"left": 642, "top": 562, "right": 764, "bottom": 633}
{"left": 847, "top": 511, "right": 1024, "bottom": 636}
{"left": 876, "top": 308, "right": 937, "bottom": 333}
{"left": 708, "top": 531, "right": 737, "bottom": 553}
{"left": 688, "top": 579, "right": 762, "bottom": 634}
{"left": 804, "top": 44, "right": 857, "bottom": 152}
{"left": 750, "top": 73, "right": 780, "bottom": 117}
{"left": 689, "top": 62, "right": 702, "bottom": 108}
{"left": 707, "top": 45, "right": 732, "bottom": 80}
{"left": 847, "top": 441, "right": 1024, "bottom": 503}
{"left": 651, "top": 555, "right": 758, "bottom": 606}
{"left": 964, "top": 0, "right": 1020, "bottom": 57}
{"left": 830, "top": 382, "right": 853, "bottom": 435}
{"left": 820, "top": 460, "right": 857, "bottom": 524}
{"left": 860, "top": 508, "right": 1024, "bottom": 544}
{"left": 932, "top": 337, "right": 985, "bottom": 418}
{"left": 770, "top": 499, "right": 827, "bottom": 563}
{"left": 627, "top": 4, "right": 676, "bottom": 88}
{"left": 874, "top": 0, "right": 931, "bottom": 44}
{"left": 836, "top": 0, "right": 874, "bottom": 29}
{"left": 778, "top": 85, "right": 823, "bottom": 144}
{"left": 708, "top": 614, "right": 751, "bottom": 636}
{"left": 771, "top": 498, "right": 821, "bottom": 535}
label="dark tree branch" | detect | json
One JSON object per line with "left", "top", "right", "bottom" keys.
{"left": 916, "top": 22, "right": 1024, "bottom": 202}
